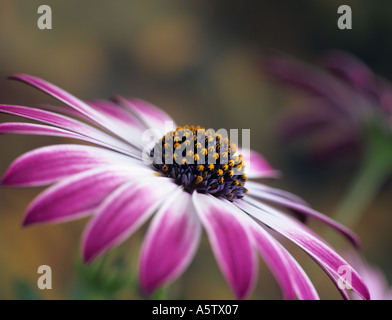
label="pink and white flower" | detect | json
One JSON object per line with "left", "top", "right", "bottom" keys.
{"left": 0, "top": 74, "right": 369, "bottom": 299}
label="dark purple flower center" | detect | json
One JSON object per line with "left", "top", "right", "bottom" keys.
{"left": 150, "top": 125, "right": 248, "bottom": 201}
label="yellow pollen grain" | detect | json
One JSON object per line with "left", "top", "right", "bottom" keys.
{"left": 208, "top": 164, "right": 214, "bottom": 171}
{"left": 201, "top": 148, "right": 208, "bottom": 156}
{"left": 195, "top": 176, "right": 203, "bottom": 184}
{"left": 195, "top": 142, "right": 202, "bottom": 149}
{"left": 228, "top": 170, "right": 234, "bottom": 178}
{"left": 162, "top": 165, "right": 169, "bottom": 172}
{"left": 228, "top": 160, "right": 235, "bottom": 167}
{"left": 208, "top": 146, "right": 215, "bottom": 153}
{"left": 174, "top": 142, "right": 181, "bottom": 149}
{"left": 217, "top": 169, "right": 223, "bottom": 176}
{"left": 222, "top": 164, "right": 229, "bottom": 171}
{"left": 213, "top": 153, "right": 219, "bottom": 160}
{"left": 194, "top": 154, "right": 200, "bottom": 162}
{"left": 218, "top": 177, "right": 224, "bottom": 184}
{"left": 197, "top": 165, "right": 204, "bottom": 171}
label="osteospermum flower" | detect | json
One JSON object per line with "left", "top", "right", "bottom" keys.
{"left": 0, "top": 74, "right": 370, "bottom": 299}
{"left": 263, "top": 50, "right": 392, "bottom": 163}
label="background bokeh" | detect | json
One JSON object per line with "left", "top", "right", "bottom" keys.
{"left": 0, "top": 0, "right": 392, "bottom": 299}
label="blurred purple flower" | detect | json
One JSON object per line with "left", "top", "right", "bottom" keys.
{"left": 0, "top": 74, "right": 370, "bottom": 299}
{"left": 264, "top": 50, "right": 392, "bottom": 163}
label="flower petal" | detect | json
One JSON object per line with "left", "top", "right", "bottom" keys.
{"left": 239, "top": 199, "right": 370, "bottom": 300}
{"left": 87, "top": 99, "right": 144, "bottom": 131}
{"left": 192, "top": 192, "right": 257, "bottom": 299}
{"left": 246, "top": 184, "right": 360, "bottom": 247}
{"left": 263, "top": 54, "right": 357, "bottom": 114}
{"left": 23, "top": 166, "right": 151, "bottom": 226}
{"left": 116, "top": 97, "right": 176, "bottom": 136}
{"left": 0, "top": 122, "right": 137, "bottom": 157}
{"left": 139, "top": 189, "right": 201, "bottom": 295}
{"left": 246, "top": 181, "right": 308, "bottom": 206}
{"left": 0, "top": 105, "right": 137, "bottom": 155}
{"left": 246, "top": 218, "right": 318, "bottom": 300}
{"left": 9, "top": 74, "right": 137, "bottom": 143}
{"left": 82, "top": 177, "right": 178, "bottom": 263}
{"left": 322, "top": 50, "right": 380, "bottom": 96}
{"left": 286, "top": 252, "right": 321, "bottom": 300}
{"left": 239, "top": 149, "right": 279, "bottom": 179}
{"left": 245, "top": 184, "right": 360, "bottom": 247}
{"left": 2, "top": 144, "right": 136, "bottom": 187}
{"left": 87, "top": 100, "right": 146, "bottom": 149}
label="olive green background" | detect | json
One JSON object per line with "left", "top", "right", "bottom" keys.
{"left": 0, "top": 0, "right": 391, "bottom": 299}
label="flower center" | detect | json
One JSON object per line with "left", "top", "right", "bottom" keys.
{"left": 150, "top": 125, "right": 248, "bottom": 200}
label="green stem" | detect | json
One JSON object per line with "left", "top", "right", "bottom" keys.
{"left": 150, "top": 286, "right": 168, "bottom": 300}
{"left": 331, "top": 120, "right": 392, "bottom": 235}
{"left": 332, "top": 156, "right": 388, "bottom": 229}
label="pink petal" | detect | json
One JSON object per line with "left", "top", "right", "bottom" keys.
{"left": 239, "top": 149, "right": 279, "bottom": 179}
{"left": 322, "top": 50, "right": 379, "bottom": 96}
{"left": 87, "top": 100, "right": 146, "bottom": 149}
{"left": 82, "top": 177, "right": 178, "bottom": 263}
{"left": 0, "top": 105, "right": 136, "bottom": 154}
{"left": 246, "top": 181, "right": 308, "bottom": 206}
{"left": 139, "top": 189, "right": 201, "bottom": 295}
{"left": 87, "top": 99, "right": 144, "bottom": 131}
{"left": 0, "top": 122, "right": 138, "bottom": 157}
{"left": 2, "top": 144, "right": 136, "bottom": 187}
{"left": 193, "top": 192, "right": 257, "bottom": 299}
{"left": 246, "top": 182, "right": 360, "bottom": 247}
{"left": 278, "top": 107, "right": 337, "bottom": 140}
{"left": 9, "top": 74, "right": 134, "bottom": 142}
{"left": 247, "top": 218, "right": 318, "bottom": 299}
{"left": 116, "top": 97, "right": 176, "bottom": 135}
{"left": 263, "top": 54, "right": 356, "bottom": 114}
{"left": 23, "top": 166, "right": 151, "bottom": 226}
{"left": 239, "top": 199, "right": 370, "bottom": 300}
